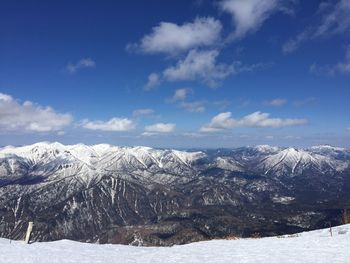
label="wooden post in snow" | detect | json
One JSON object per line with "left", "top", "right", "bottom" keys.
{"left": 343, "top": 209, "right": 349, "bottom": 224}
{"left": 25, "top": 222, "right": 33, "bottom": 244}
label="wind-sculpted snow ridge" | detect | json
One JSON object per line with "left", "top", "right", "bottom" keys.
{"left": 0, "top": 224, "right": 349, "bottom": 263}
{"left": 0, "top": 142, "right": 350, "bottom": 246}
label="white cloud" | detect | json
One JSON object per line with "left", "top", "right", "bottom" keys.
{"left": 282, "top": 30, "right": 310, "bottom": 54}
{"left": 313, "top": 0, "right": 350, "bottom": 37}
{"left": 137, "top": 13, "right": 267, "bottom": 88}
{"left": 170, "top": 88, "right": 192, "bottom": 102}
{"left": 200, "top": 111, "right": 308, "bottom": 132}
{"left": 66, "top": 58, "right": 96, "bottom": 73}
{"left": 200, "top": 112, "right": 237, "bottom": 132}
{"left": 129, "top": 17, "right": 222, "bottom": 55}
{"left": 132, "top": 108, "right": 155, "bottom": 117}
{"left": 179, "top": 101, "right": 206, "bottom": 112}
{"left": 284, "top": 135, "right": 301, "bottom": 140}
{"left": 293, "top": 97, "right": 317, "bottom": 108}
{"left": 309, "top": 63, "right": 334, "bottom": 76}
{"left": 0, "top": 93, "right": 72, "bottom": 133}
{"left": 0, "top": 93, "right": 12, "bottom": 102}
{"left": 283, "top": 0, "right": 350, "bottom": 53}
{"left": 144, "top": 123, "right": 176, "bottom": 133}
{"left": 213, "top": 100, "right": 231, "bottom": 110}
{"left": 182, "top": 132, "right": 206, "bottom": 138}
{"left": 167, "top": 88, "right": 205, "bottom": 112}
{"left": 336, "top": 45, "right": 350, "bottom": 74}
{"left": 81, "top": 118, "right": 136, "bottom": 132}
{"left": 163, "top": 49, "right": 255, "bottom": 87}
{"left": 141, "top": 132, "right": 158, "bottom": 137}
{"left": 219, "top": 0, "right": 291, "bottom": 40}
{"left": 309, "top": 45, "right": 350, "bottom": 76}
{"left": 264, "top": 98, "right": 287, "bottom": 107}
{"left": 145, "top": 73, "right": 161, "bottom": 90}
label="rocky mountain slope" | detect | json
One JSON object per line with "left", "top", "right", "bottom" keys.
{"left": 0, "top": 142, "right": 349, "bottom": 245}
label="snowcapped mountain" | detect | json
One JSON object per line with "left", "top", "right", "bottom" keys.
{"left": 0, "top": 142, "right": 349, "bottom": 246}
{"left": 0, "top": 142, "right": 201, "bottom": 172}
{"left": 0, "top": 142, "right": 205, "bottom": 186}
{"left": 309, "top": 145, "right": 350, "bottom": 161}
{"left": 1, "top": 142, "right": 347, "bottom": 178}
{"left": 1, "top": 143, "right": 206, "bottom": 170}
{"left": 257, "top": 147, "right": 346, "bottom": 176}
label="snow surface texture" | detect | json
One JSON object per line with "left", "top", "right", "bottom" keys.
{"left": 0, "top": 224, "right": 349, "bottom": 263}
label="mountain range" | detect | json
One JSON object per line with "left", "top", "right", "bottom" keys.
{"left": 0, "top": 142, "right": 349, "bottom": 246}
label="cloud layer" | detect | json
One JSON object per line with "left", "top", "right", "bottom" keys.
{"left": 201, "top": 111, "right": 308, "bottom": 132}
{"left": 81, "top": 118, "right": 136, "bottom": 131}
{"left": 0, "top": 93, "right": 72, "bottom": 133}
{"left": 144, "top": 123, "right": 176, "bottom": 133}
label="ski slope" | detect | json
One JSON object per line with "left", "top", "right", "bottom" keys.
{"left": 0, "top": 224, "right": 349, "bottom": 263}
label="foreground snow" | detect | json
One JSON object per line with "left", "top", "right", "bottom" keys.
{"left": 0, "top": 224, "right": 349, "bottom": 263}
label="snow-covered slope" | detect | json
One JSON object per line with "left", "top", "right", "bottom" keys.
{"left": 0, "top": 224, "right": 349, "bottom": 263}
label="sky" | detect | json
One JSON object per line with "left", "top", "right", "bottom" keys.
{"left": 0, "top": 0, "right": 350, "bottom": 148}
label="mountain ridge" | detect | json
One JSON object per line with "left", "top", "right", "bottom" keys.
{"left": 0, "top": 142, "right": 349, "bottom": 246}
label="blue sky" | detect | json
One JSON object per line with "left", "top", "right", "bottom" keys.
{"left": 0, "top": 0, "right": 350, "bottom": 148}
